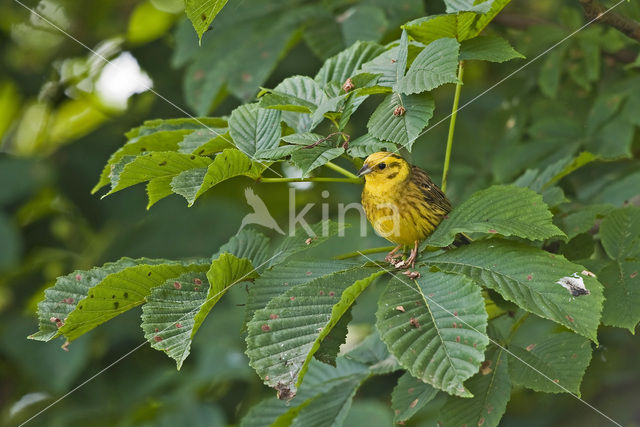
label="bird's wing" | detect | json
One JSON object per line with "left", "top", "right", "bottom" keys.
{"left": 411, "top": 166, "right": 452, "bottom": 213}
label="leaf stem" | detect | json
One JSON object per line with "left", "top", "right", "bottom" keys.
{"left": 259, "top": 176, "right": 362, "bottom": 184}
{"left": 334, "top": 245, "right": 396, "bottom": 260}
{"left": 441, "top": 61, "right": 464, "bottom": 193}
{"left": 324, "top": 161, "right": 360, "bottom": 180}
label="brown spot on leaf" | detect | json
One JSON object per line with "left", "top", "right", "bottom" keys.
{"left": 409, "top": 318, "right": 420, "bottom": 328}
{"left": 566, "top": 315, "right": 574, "bottom": 322}
{"left": 269, "top": 313, "right": 278, "bottom": 319}
{"left": 154, "top": 336, "right": 163, "bottom": 342}
{"left": 194, "top": 278, "right": 202, "bottom": 285}
{"left": 527, "top": 274, "right": 532, "bottom": 281}
{"left": 395, "top": 305, "right": 405, "bottom": 312}
{"left": 176, "top": 323, "right": 182, "bottom": 328}
{"left": 480, "top": 360, "right": 492, "bottom": 375}
{"left": 631, "top": 271, "right": 638, "bottom": 279}
{"left": 488, "top": 229, "right": 497, "bottom": 233}
{"left": 289, "top": 296, "right": 295, "bottom": 301}
{"left": 478, "top": 417, "right": 485, "bottom": 426}
{"left": 409, "top": 398, "right": 418, "bottom": 408}
{"left": 261, "top": 324, "right": 271, "bottom": 332}
{"left": 174, "top": 281, "right": 181, "bottom": 289}
{"left": 456, "top": 336, "right": 460, "bottom": 342}
{"left": 75, "top": 274, "right": 82, "bottom": 281}
{"left": 526, "top": 343, "right": 536, "bottom": 351}
{"left": 329, "top": 291, "right": 335, "bottom": 297}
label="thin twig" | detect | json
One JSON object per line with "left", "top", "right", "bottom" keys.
{"left": 579, "top": 0, "right": 640, "bottom": 42}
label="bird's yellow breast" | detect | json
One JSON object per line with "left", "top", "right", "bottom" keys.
{"left": 362, "top": 179, "right": 446, "bottom": 246}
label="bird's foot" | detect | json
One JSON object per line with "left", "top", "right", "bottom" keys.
{"left": 384, "top": 245, "right": 403, "bottom": 264}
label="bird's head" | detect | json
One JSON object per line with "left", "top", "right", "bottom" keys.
{"left": 357, "top": 151, "right": 411, "bottom": 187}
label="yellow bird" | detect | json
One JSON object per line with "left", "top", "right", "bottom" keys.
{"left": 358, "top": 152, "right": 454, "bottom": 268}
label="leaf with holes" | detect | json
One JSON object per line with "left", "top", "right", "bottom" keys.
{"left": 396, "top": 38, "right": 460, "bottom": 94}
{"left": 105, "top": 152, "right": 212, "bottom": 196}
{"left": 439, "top": 346, "right": 511, "bottom": 427}
{"left": 367, "top": 92, "right": 434, "bottom": 150}
{"left": 391, "top": 371, "right": 438, "bottom": 424}
{"left": 185, "top": 0, "right": 229, "bottom": 41}
{"left": 427, "top": 185, "right": 565, "bottom": 247}
{"left": 229, "top": 104, "right": 282, "bottom": 158}
{"left": 170, "top": 149, "right": 267, "bottom": 206}
{"left": 29, "top": 258, "right": 157, "bottom": 341}
{"left": 424, "top": 240, "right": 604, "bottom": 342}
{"left": 191, "top": 254, "right": 258, "bottom": 337}
{"left": 376, "top": 271, "right": 489, "bottom": 397}
{"left": 33, "top": 260, "right": 209, "bottom": 342}
{"left": 140, "top": 271, "right": 209, "bottom": 369}
{"left": 246, "top": 268, "right": 384, "bottom": 398}
{"left": 459, "top": 35, "right": 524, "bottom": 63}
{"left": 178, "top": 129, "right": 233, "bottom": 155}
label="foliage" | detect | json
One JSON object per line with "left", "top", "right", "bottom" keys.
{"left": 3, "top": 0, "right": 640, "bottom": 426}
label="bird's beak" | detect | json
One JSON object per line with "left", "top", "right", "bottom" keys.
{"left": 357, "top": 164, "right": 372, "bottom": 177}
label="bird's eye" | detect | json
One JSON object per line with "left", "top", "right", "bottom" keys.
{"left": 378, "top": 163, "right": 386, "bottom": 170}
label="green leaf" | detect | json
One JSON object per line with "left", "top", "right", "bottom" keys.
{"left": 240, "top": 357, "right": 370, "bottom": 427}
{"left": 346, "top": 134, "right": 397, "bottom": 158}
{"left": 427, "top": 185, "right": 566, "bottom": 247}
{"left": 29, "top": 258, "right": 153, "bottom": 341}
{"left": 445, "top": 0, "right": 493, "bottom": 13}
{"left": 245, "top": 259, "right": 359, "bottom": 325}
{"left": 127, "top": 1, "right": 175, "bottom": 45}
{"left": 315, "top": 42, "right": 385, "bottom": 86}
{"left": 269, "top": 220, "right": 344, "bottom": 267}
{"left": 514, "top": 152, "right": 598, "bottom": 193}
{"left": 229, "top": 104, "right": 282, "bottom": 158}
{"left": 246, "top": 268, "right": 384, "bottom": 398}
{"left": 192, "top": 253, "right": 258, "bottom": 336}
{"left": 178, "top": 129, "right": 233, "bottom": 155}
{"left": 33, "top": 260, "right": 209, "bottom": 342}
{"left": 340, "top": 5, "right": 389, "bottom": 46}
{"left": 459, "top": 35, "right": 524, "bottom": 63}
{"left": 376, "top": 271, "right": 489, "bottom": 397}
{"left": 146, "top": 176, "right": 174, "bottom": 209}
{"left": 105, "top": 152, "right": 212, "bottom": 196}
{"left": 439, "top": 346, "right": 510, "bottom": 427}
{"left": 598, "top": 260, "right": 640, "bottom": 332}
{"left": 599, "top": 207, "right": 640, "bottom": 260}
{"left": 391, "top": 371, "right": 438, "bottom": 423}
{"left": 291, "top": 147, "right": 345, "bottom": 177}
{"left": 258, "top": 76, "right": 324, "bottom": 117}
{"left": 508, "top": 331, "right": 592, "bottom": 395}
{"left": 362, "top": 30, "right": 409, "bottom": 88}
{"left": 314, "top": 304, "right": 353, "bottom": 366}
{"left": 185, "top": 0, "right": 229, "bottom": 41}
{"left": 557, "top": 204, "right": 614, "bottom": 240}
{"left": 93, "top": 129, "right": 191, "bottom": 194}
{"left": 140, "top": 271, "right": 208, "bottom": 369}
{"left": 366, "top": 92, "right": 435, "bottom": 150}
{"left": 538, "top": 45, "right": 567, "bottom": 98}
{"left": 403, "top": 15, "right": 458, "bottom": 46}
{"left": 396, "top": 38, "right": 460, "bottom": 94}
{"left": 424, "top": 240, "right": 605, "bottom": 342}
{"left": 403, "top": 1, "right": 511, "bottom": 44}
{"left": 215, "top": 228, "right": 272, "bottom": 270}
{"left": 170, "top": 148, "right": 267, "bottom": 206}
